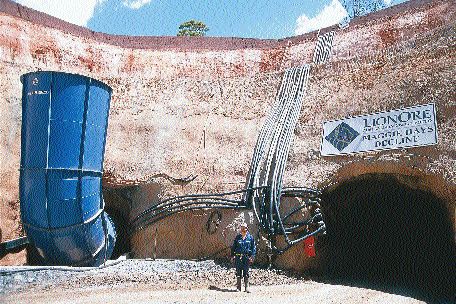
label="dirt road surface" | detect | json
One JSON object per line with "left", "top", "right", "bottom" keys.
{"left": 0, "top": 259, "right": 431, "bottom": 304}
{"left": 5, "top": 282, "right": 428, "bottom": 304}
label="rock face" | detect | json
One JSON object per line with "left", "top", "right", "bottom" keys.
{"left": 0, "top": 0, "right": 454, "bottom": 277}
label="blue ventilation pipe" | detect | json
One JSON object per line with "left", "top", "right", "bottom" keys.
{"left": 19, "top": 71, "right": 116, "bottom": 266}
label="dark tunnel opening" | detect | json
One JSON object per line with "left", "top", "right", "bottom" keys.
{"left": 320, "top": 174, "right": 455, "bottom": 300}
{"left": 105, "top": 206, "right": 131, "bottom": 259}
{"left": 103, "top": 186, "right": 133, "bottom": 259}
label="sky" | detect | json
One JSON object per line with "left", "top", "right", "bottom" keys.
{"left": 13, "top": 0, "right": 410, "bottom": 39}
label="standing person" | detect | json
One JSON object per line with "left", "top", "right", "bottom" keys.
{"left": 231, "top": 223, "right": 256, "bottom": 292}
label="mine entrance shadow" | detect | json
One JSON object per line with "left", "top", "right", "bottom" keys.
{"left": 312, "top": 276, "right": 424, "bottom": 300}
{"left": 318, "top": 174, "right": 456, "bottom": 303}
{"left": 208, "top": 285, "right": 238, "bottom": 293}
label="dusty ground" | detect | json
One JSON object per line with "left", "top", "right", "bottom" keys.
{"left": 0, "top": 259, "right": 433, "bottom": 304}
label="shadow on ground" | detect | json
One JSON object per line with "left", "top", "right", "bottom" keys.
{"left": 208, "top": 285, "right": 238, "bottom": 292}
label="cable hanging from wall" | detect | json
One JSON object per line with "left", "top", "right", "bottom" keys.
{"left": 130, "top": 30, "right": 337, "bottom": 255}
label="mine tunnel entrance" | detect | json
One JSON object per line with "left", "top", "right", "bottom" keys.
{"left": 103, "top": 187, "right": 133, "bottom": 259}
{"left": 320, "top": 174, "right": 455, "bottom": 299}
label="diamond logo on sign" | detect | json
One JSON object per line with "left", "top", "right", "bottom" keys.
{"left": 325, "top": 122, "right": 359, "bottom": 151}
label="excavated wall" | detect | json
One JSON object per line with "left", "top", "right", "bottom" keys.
{"left": 0, "top": 0, "right": 454, "bottom": 272}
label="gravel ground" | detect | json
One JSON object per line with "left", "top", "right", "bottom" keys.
{"left": 0, "top": 259, "right": 432, "bottom": 304}
{"left": 0, "top": 259, "right": 302, "bottom": 292}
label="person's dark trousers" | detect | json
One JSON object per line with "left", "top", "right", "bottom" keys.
{"left": 235, "top": 255, "right": 250, "bottom": 292}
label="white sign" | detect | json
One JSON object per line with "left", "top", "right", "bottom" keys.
{"left": 321, "top": 103, "right": 438, "bottom": 156}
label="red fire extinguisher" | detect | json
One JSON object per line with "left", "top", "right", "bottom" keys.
{"left": 304, "top": 236, "right": 316, "bottom": 257}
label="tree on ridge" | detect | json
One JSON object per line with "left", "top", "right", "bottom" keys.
{"left": 177, "top": 20, "right": 209, "bottom": 37}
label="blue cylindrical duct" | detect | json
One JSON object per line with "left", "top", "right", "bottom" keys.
{"left": 19, "top": 71, "right": 116, "bottom": 266}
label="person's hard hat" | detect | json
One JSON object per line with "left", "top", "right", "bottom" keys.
{"left": 240, "top": 223, "right": 248, "bottom": 229}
